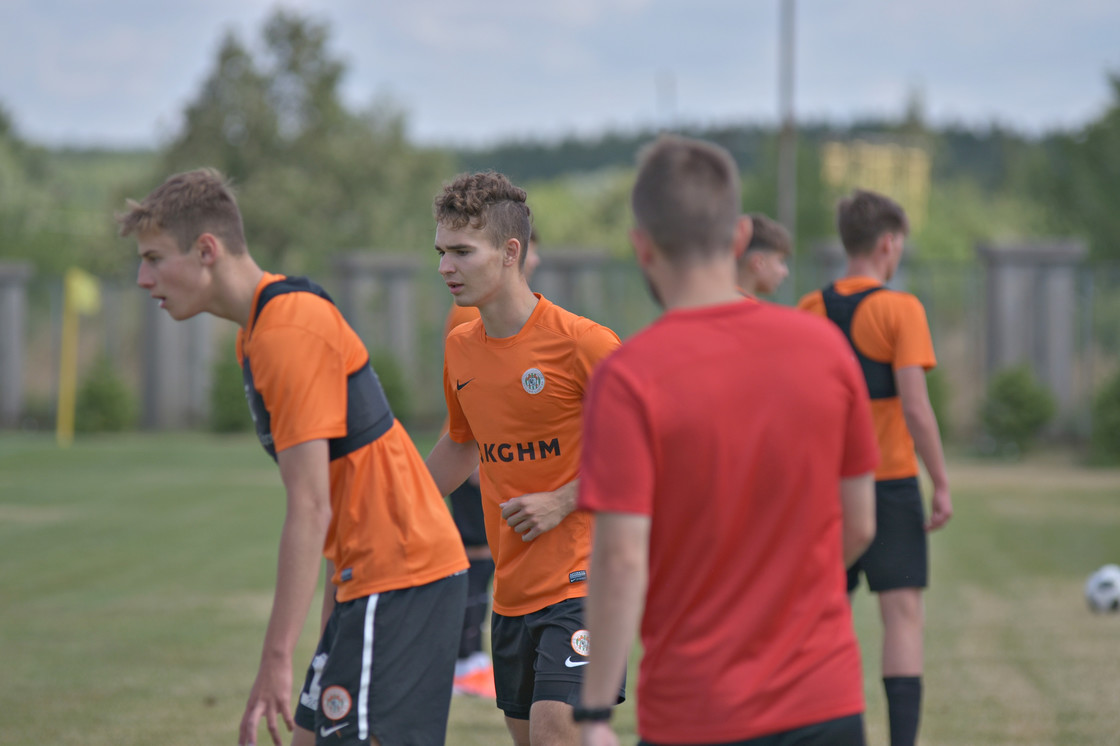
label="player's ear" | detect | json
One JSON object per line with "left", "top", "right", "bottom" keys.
{"left": 502, "top": 238, "right": 522, "bottom": 268}
{"left": 195, "top": 233, "right": 220, "bottom": 266}
{"left": 629, "top": 228, "right": 656, "bottom": 269}
{"left": 733, "top": 215, "right": 753, "bottom": 259}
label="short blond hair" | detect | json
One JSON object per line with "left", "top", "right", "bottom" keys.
{"left": 117, "top": 168, "right": 247, "bottom": 255}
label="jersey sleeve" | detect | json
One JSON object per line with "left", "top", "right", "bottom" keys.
{"left": 796, "top": 290, "right": 825, "bottom": 316}
{"left": 891, "top": 294, "right": 937, "bottom": 371}
{"left": 250, "top": 325, "right": 349, "bottom": 453}
{"left": 573, "top": 324, "right": 622, "bottom": 392}
{"left": 443, "top": 347, "right": 474, "bottom": 444}
{"left": 578, "top": 359, "right": 654, "bottom": 516}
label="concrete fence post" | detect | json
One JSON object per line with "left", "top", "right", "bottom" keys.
{"left": 0, "top": 262, "right": 33, "bottom": 427}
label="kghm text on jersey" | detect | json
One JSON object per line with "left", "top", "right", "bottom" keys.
{"left": 478, "top": 438, "right": 561, "bottom": 463}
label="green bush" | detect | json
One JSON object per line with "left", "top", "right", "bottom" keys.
{"left": 1090, "top": 369, "right": 1120, "bottom": 464}
{"left": 75, "top": 356, "right": 137, "bottom": 433}
{"left": 209, "top": 348, "right": 252, "bottom": 433}
{"left": 979, "top": 365, "right": 1056, "bottom": 455}
{"left": 926, "top": 367, "right": 951, "bottom": 441}
{"left": 369, "top": 349, "right": 413, "bottom": 425}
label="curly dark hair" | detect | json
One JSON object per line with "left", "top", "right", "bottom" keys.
{"left": 433, "top": 171, "right": 532, "bottom": 259}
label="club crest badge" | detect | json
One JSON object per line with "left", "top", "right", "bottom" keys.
{"left": 570, "top": 629, "right": 590, "bottom": 657}
{"left": 522, "top": 367, "right": 546, "bottom": 395}
{"left": 321, "top": 686, "right": 352, "bottom": 721}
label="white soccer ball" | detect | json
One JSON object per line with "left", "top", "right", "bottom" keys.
{"left": 1085, "top": 564, "right": 1120, "bottom": 613}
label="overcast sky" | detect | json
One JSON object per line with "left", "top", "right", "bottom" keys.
{"left": 2, "top": 0, "right": 1118, "bottom": 149}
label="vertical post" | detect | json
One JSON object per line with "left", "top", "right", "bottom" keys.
{"left": 977, "top": 240, "right": 1088, "bottom": 427}
{"left": 777, "top": 0, "right": 797, "bottom": 245}
{"left": 0, "top": 262, "right": 33, "bottom": 428}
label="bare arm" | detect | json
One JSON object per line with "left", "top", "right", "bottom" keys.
{"left": 239, "top": 439, "right": 333, "bottom": 746}
{"left": 896, "top": 365, "right": 952, "bottom": 531}
{"left": 579, "top": 512, "right": 649, "bottom": 746}
{"left": 839, "top": 472, "right": 875, "bottom": 567}
{"left": 426, "top": 431, "right": 480, "bottom": 497}
{"left": 500, "top": 478, "right": 579, "bottom": 542}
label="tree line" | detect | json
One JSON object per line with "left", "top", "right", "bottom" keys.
{"left": 1, "top": 9, "right": 1118, "bottom": 281}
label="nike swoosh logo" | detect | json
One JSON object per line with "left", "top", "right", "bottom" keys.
{"left": 456, "top": 378, "right": 474, "bottom": 391}
{"left": 564, "top": 656, "right": 589, "bottom": 668}
{"left": 320, "top": 723, "right": 348, "bottom": 737}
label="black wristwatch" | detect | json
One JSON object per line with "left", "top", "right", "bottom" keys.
{"left": 572, "top": 705, "right": 613, "bottom": 723}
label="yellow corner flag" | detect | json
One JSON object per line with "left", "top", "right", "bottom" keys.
{"left": 57, "top": 268, "right": 102, "bottom": 447}
{"left": 65, "top": 267, "right": 102, "bottom": 315}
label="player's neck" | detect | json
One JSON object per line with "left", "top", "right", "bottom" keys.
{"left": 478, "top": 281, "right": 539, "bottom": 339}
{"left": 844, "top": 257, "right": 888, "bottom": 284}
{"left": 658, "top": 263, "right": 743, "bottom": 311}
{"left": 211, "top": 257, "right": 265, "bottom": 328}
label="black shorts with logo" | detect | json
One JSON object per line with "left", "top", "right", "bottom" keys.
{"left": 847, "top": 476, "right": 928, "bottom": 593}
{"left": 294, "top": 571, "right": 467, "bottom": 745}
{"left": 491, "top": 597, "right": 626, "bottom": 719}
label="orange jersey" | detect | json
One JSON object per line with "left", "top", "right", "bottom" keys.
{"left": 797, "top": 276, "right": 936, "bottom": 480}
{"left": 443, "top": 294, "right": 621, "bottom": 615}
{"left": 440, "top": 304, "right": 483, "bottom": 436}
{"left": 237, "top": 273, "right": 468, "bottom": 602}
{"left": 445, "top": 303, "right": 481, "bottom": 336}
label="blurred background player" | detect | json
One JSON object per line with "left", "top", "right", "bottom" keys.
{"left": 121, "top": 169, "right": 469, "bottom": 746}
{"left": 576, "top": 135, "right": 878, "bottom": 746}
{"left": 736, "top": 212, "right": 791, "bottom": 298}
{"left": 797, "top": 188, "right": 952, "bottom": 746}
{"left": 446, "top": 228, "right": 541, "bottom": 698}
{"left": 426, "top": 171, "right": 623, "bottom": 745}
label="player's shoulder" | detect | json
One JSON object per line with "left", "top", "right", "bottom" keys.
{"left": 254, "top": 279, "right": 339, "bottom": 332}
{"left": 863, "top": 286, "right": 928, "bottom": 322}
{"left": 757, "top": 300, "right": 847, "bottom": 340}
{"left": 538, "top": 297, "right": 621, "bottom": 345}
{"left": 795, "top": 288, "right": 825, "bottom": 313}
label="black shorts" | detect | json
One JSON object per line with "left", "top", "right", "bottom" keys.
{"left": 639, "top": 713, "right": 865, "bottom": 746}
{"left": 449, "top": 479, "right": 487, "bottom": 548}
{"left": 491, "top": 597, "right": 626, "bottom": 719}
{"left": 847, "top": 476, "right": 928, "bottom": 593}
{"left": 294, "top": 571, "right": 467, "bottom": 745}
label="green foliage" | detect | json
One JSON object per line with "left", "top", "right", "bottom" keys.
{"left": 1089, "top": 368, "right": 1120, "bottom": 464}
{"left": 979, "top": 365, "right": 1056, "bottom": 455}
{"left": 526, "top": 168, "right": 634, "bottom": 256}
{"left": 369, "top": 349, "right": 413, "bottom": 425}
{"left": 74, "top": 356, "right": 137, "bottom": 433}
{"left": 926, "top": 367, "right": 952, "bottom": 441}
{"left": 209, "top": 349, "right": 251, "bottom": 433}
{"left": 1022, "top": 73, "right": 1120, "bottom": 259}
{"left": 158, "top": 10, "right": 453, "bottom": 275}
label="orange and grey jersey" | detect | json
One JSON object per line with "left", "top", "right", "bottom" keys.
{"left": 797, "top": 277, "right": 936, "bottom": 481}
{"left": 443, "top": 294, "right": 621, "bottom": 616}
{"left": 237, "top": 273, "right": 467, "bottom": 602}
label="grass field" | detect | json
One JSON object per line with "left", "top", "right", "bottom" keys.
{"left": 1, "top": 432, "right": 1118, "bottom": 745}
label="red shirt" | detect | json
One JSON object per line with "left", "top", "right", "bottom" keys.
{"left": 579, "top": 299, "right": 878, "bottom": 743}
